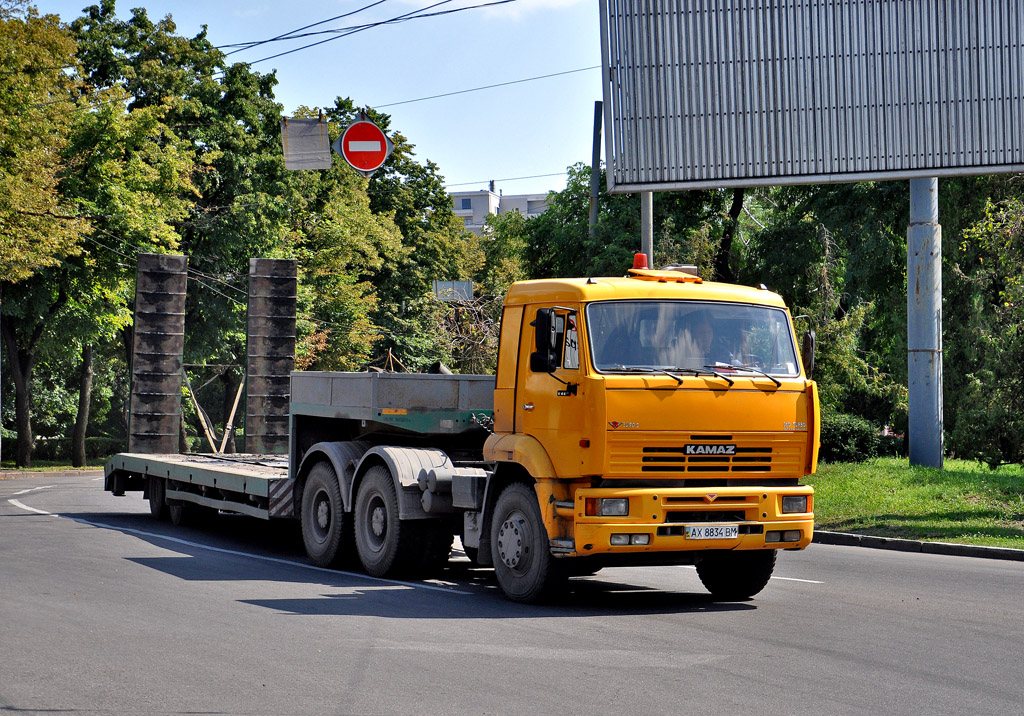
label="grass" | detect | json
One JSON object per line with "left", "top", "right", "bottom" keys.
{"left": 0, "top": 460, "right": 104, "bottom": 475}
{"left": 807, "top": 458, "right": 1024, "bottom": 549}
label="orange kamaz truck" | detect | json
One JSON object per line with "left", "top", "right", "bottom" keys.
{"left": 106, "top": 265, "right": 818, "bottom": 603}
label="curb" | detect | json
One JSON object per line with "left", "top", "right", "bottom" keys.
{"left": 0, "top": 468, "right": 104, "bottom": 480}
{"left": 814, "top": 530, "right": 1024, "bottom": 563}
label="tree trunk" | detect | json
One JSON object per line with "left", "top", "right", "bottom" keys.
{"left": 714, "top": 188, "right": 745, "bottom": 284}
{"left": 0, "top": 284, "right": 66, "bottom": 468}
{"left": 1, "top": 320, "right": 35, "bottom": 468}
{"left": 72, "top": 344, "right": 94, "bottom": 467}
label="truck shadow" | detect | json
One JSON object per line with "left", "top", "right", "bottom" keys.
{"left": 77, "top": 511, "right": 759, "bottom": 618}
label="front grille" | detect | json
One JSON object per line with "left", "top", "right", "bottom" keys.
{"left": 666, "top": 510, "right": 745, "bottom": 522}
{"left": 607, "top": 432, "right": 806, "bottom": 480}
{"left": 640, "top": 446, "right": 772, "bottom": 472}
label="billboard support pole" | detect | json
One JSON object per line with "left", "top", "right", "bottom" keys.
{"left": 907, "top": 177, "right": 943, "bottom": 468}
{"left": 641, "top": 192, "right": 653, "bottom": 268}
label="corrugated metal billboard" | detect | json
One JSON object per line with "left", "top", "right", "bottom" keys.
{"left": 600, "top": 0, "right": 1024, "bottom": 192}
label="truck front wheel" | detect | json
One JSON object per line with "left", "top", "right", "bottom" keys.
{"left": 301, "top": 462, "right": 350, "bottom": 567}
{"left": 696, "top": 550, "right": 777, "bottom": 600}
{"left": 491, "top": 482, "right": 560, "bottom": 603}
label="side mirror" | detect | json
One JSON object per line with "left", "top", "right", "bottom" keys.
{"left": 530, "top": 308, "right": 559, "bottom": 372}
{"left": 533, "top": 308, "right": 557, "bottom": 352}
{"left": 801, "top": 330, "right": 816, "bottom": 378}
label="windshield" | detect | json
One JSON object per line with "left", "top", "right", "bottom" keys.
{"left": 586, "top": 300, "right": 800, "bottom": 377}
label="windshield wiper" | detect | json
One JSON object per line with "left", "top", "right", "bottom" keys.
{"left": 607, "top": 365, "right": 685, "bottom": 385}
{"left": 706, "top": 363, "right": 781, "bottom": 388}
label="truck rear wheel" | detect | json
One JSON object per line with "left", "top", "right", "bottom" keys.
{"left": 696, "top": 550, "right": 777, "bottom": 600}
{"left": 301, "top": 462, "right": 350, "bottom": 568}
{"left": 148, "top": 476, "right": 168, "bottom": 520}
{"left": 354, "top": 465, "right": 418, "bottom": 577}
{"left": 491, "top": 482, "right": 560, "bottom": 603}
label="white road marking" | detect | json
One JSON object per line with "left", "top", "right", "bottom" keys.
{"left": 9, "top": 498, "right": 57, "bottom": 515}
{"left": 11, "top": 485, "right": 56, "bottom": 496}
{"left": 6, "top": 498, "right": 471, "bottom": 595}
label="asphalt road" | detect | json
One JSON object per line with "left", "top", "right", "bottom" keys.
{"left": 2, "top": 471, "right": 1022, "bottom": 716}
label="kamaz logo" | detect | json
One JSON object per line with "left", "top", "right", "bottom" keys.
{"left": 685, "top": 444, "right": 737, "bottom": 456}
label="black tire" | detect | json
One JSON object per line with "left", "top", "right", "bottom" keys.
{"left": 490, "top": 482, "right": 561, "bottom": 603}
{"left": 696, "top": 550, "right": 777, "bottom": 600}
{"left": 461, "top": 544, "right": 480, "bottom": 565}
{"left": 300, "top": 462, "right": 349, "bottom": 568}
{"left": 354, "top": 465, "right": 420, "bottom": 577}
{"left": 167, "top": 499, "right": 191, "bottom": 527}
{"left": 411, "top": 523, "right": 454, "bottom": 577}
{"left": 148, "top": 476, "right": 168, "bottom": 520}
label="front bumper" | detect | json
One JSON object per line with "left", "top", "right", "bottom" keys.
{"left": 559, "top": 485, "right": 814, "bottom": 556}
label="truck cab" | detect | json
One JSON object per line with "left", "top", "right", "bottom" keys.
{"left": 479, "top": 268, "right": 818, "bottom": 601}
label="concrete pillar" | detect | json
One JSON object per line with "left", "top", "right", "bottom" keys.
{"left": 128, "top": 254, "right": 187, "bottom": 454}
{"left": 907, "top": 177, "right": 943, "bottom": 468}
{"left": 244, "top": 258, "right": 297, "bottom": 455}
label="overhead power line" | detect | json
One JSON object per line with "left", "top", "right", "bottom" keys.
{"left": 221, "top": 0, "right": 390, "bottom": 56}
{"left": 238, "top": 0, "right": 516, "bottom": 67}
{"left": 376, "top": 65, "right": 600, "bottom": 108}
{"left": 444, "top": 171, "right": 568, "bottom": 188}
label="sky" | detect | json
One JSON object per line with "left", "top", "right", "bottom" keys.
{"left": 37, "top": 0, "right": 603, "bottom": 197}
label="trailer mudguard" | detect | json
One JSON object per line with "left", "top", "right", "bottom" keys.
{"left": 294, "top": 440, "right": 369, "bottom": 514}
{"left": 354, "top": 446, "right": 454, "bottom": 520}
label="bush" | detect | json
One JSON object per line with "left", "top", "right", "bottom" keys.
{"left": 820, "top": 411, "right": 881, "bottom": 463}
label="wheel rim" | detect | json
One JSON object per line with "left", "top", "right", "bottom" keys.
{"left": 496, "top": 509, "right": 531, "bottom": 573}
{"left": 364, "top": 493, "right": 388, "bottom": 553}
{"left": 311, "top": 488, "right": 331, "bottom": 542}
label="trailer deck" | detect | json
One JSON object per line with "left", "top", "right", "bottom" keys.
{"left": 105, "top": 453, "right": 292, "bottom": 519}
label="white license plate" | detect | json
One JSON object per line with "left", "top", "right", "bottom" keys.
{"left": 685, "top": 524, "right": 739, "bottom": 539}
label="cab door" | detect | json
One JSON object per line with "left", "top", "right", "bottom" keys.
{"left": 515, "top": 304, "right": 583, "bottom": 476}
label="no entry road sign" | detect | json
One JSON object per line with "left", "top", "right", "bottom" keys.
{"left": 332, "top": 120, "right": 394, "bottom": 176}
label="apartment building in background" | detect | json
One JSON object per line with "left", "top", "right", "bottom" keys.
{"left": 450, "top": 181, "right": 550, "bottom": 234}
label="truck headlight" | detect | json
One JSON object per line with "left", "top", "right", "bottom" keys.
{"left": 599, "top": 498, "right": 629, "bottom": 516}
{"left": 782, "top": 496, "right": 807, "bottom": 514}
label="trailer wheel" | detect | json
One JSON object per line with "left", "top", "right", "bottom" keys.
{"left": 148, "top": 476, "right": 168, "bottom": 520}
{"left": 491, "top": 482, "right": 560, "bottom": 603}
{"left": 416, "top": 525, "right": 454, "bottom": 575}
{"left": 696, "top": 550, "right": 777, "bottom": 600}
{"left": 355, "top": 465, "right": 420, "bottom": 577}
{"left": 167, "top": 499, "right": 193, "bottom": 527}
{"left": 300, "top": 462, "right": 349, "bottom": 568}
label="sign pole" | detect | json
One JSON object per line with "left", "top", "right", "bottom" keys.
{"left": 907, "top": 177, "right": 943, "bottom": 468}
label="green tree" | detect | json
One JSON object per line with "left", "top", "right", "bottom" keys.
{"left": 324, "top": 99, "right": 480, "bottom": 370}
{"left": 0, "top": 1, "right": 87, "bottom": 281}
{"left": 525, "top": 163, "right": 731, "bottom": 280}
{"left": 947, "top": 196, "right": 1024, "bottom": 466}
{"left": 478, "top": 209, "right": 529, "bottom": 297}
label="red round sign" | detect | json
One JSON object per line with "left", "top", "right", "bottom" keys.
{"left": 340, "top": 120, "right": 391, "bottom": 172}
